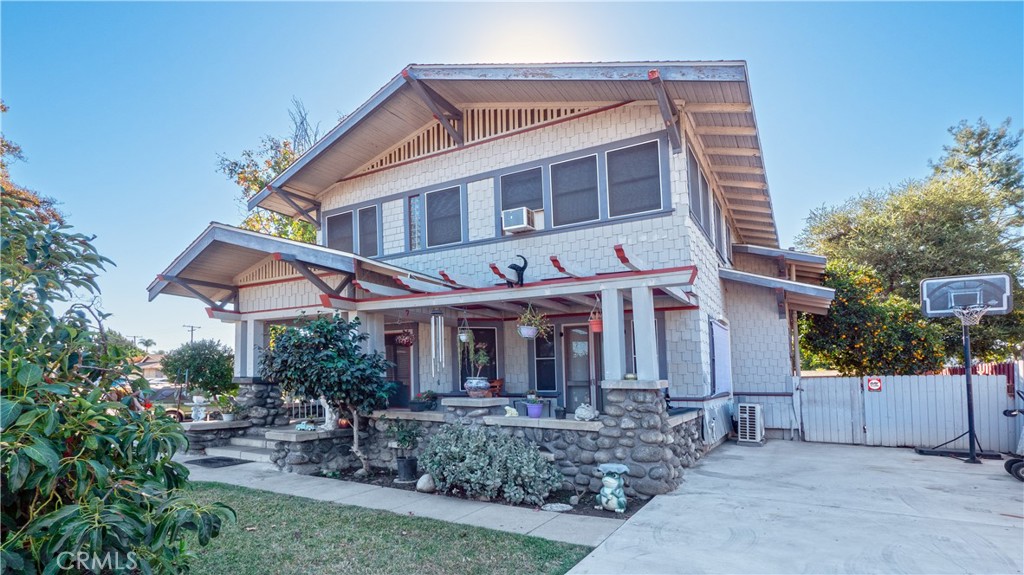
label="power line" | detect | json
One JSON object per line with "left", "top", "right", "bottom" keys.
{"left": 183, "top": 324, "right": 201, "bottom": 343}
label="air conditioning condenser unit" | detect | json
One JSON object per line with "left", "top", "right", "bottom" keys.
{"left": 737, "top": 403, "right": 765, "bottom": 446}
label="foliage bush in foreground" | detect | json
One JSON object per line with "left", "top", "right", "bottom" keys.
{"left": 1, "top": 195, "right": 234, "bottom": 574}
{"left": 420, "top": 424, "right": 563, "bottom": 505}
{"left": 162, "top": 339, "right": 236, "bottom": 397}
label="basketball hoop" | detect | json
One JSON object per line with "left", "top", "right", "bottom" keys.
{"left": 952, "top": 305, "right": 989, "bottom": 326}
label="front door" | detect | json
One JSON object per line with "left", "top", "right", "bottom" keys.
{"left": 563, "top": 325, "right": 602, "bottom": 411}
{"left": 385, "top": 333, "right": 413, "bottom": 407}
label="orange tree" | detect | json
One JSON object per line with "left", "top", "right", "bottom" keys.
{"left": 800, "top": 261, "right": 946, "bottom": 376}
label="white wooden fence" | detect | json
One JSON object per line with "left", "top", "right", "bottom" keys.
{"left": 799, "top": 374, "right": 1022, "bottom": 453}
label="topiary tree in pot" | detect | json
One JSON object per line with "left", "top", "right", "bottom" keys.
{"left": 258, "top": 314, "right": 394, "bottom": 474}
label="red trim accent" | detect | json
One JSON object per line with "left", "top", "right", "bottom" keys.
{"left": 647, "top": 69, "right": 660, "bottom": 80}
{"left": 339, "top": 102, "right": 633, "bottom": 183}
{"left": 271, "top": 252, "right": 284, "bottom": 261}
{"left": 355, "top": 265, "right": 699, "bottom": 306}
{"left": 550, "top": 256, "right": 569, "bottom": 276}
{"left": 438, "top": 270, "right": 460, "bottom": 286}
{"left": 401, "top": 69, "right": 411, "bottom": 79}
{"left": 320, "top": 293, "right": 358, "bottom": 308}
{"left": 392, "top": 276, "right": 414, "bottom": 291}
{"left": 613, "top": 244, "right": 639, "bottom": 270}
{"left": 488, "top": 263, "right": 509, "bottom": 281}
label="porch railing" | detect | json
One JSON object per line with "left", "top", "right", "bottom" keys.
{"left": 283, "top": 396, "right": 326, "bottom": 421}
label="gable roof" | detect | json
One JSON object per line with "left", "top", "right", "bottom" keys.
{"left": 250, "top": 61, "right": 779, "bottom": 247}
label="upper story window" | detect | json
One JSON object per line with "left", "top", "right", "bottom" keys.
{"left": 326, "top": 211, "right": 354, "bottom": 253}
{"left": 687, "top": 144, "right": 714, "bottom": 235}
{"left": 607, "top": 140, "right": 661, "bottom": 217}
{"left": 408, "top": 194, "right": 423, "bottom": 251}
{"left": 358, "top": 206, "right": 378, "bottom": 257}
{"left": 426, "top": 186, "right": 462, "bottom": 247}
{"left": 714, "top": 199, "right": 725, "bottom": 258}
{"left": 551, "top": 155, "right": 599, "bottom": 227}
{"left": 500, "top": 167, "right": 543, "bottom": 211}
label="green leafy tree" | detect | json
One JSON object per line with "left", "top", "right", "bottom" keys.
{"left": 1, "top": 100, "right": 63, "bottom": 224}
{"left": 162, "top": 339, "right": 235, "bottom": 397}
{"left": 258, "top": 314, "right": 394, "bottom": 474}
{"left": 800, "top": 261, "right": 946, "bottom": 376}
{"left": 799, "top": 119, "right": 1023, "bottom": 361}
{"left": 217, "top": 98, "right": 321, "bottom": 243}
{"left": 104, "top": 328, "right": 144, "bottom": 357}
{"left": 1, "top": 196, "right": 234, "bottom": 573}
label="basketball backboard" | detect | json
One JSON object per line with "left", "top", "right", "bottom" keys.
{"left": 920, "top": 273, "right": 1014, "bottom": 318}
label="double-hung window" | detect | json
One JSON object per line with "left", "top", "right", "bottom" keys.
{"left": 358, "top": 206, "right": 378, "bottom": 257}
{"left": 534, "top": 335, "right": 556, "bottom": 392}
{"left": 500, "top": 167, "right": 543, "bottom": 211}
{"left": 425, "top": 186, "right": 462, "bottom": 247}
{"left": 326, "top": 211, "right": 354, "bottom": 253}
{"left": 550, "top": 155, "right": 599, "bottom": 227}
{"left": 607, "top": 140, "right": 661, "bottom": 217}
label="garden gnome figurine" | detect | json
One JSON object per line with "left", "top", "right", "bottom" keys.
{"left": 595, "top": 463, "right": 629, "bottom": 513}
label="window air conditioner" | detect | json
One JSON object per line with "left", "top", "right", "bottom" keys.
{"left": 737, "top": 403, "right": 765, "bottom": 446}
{"left": 501, "top": 207, "right": 536, "bottom": 233}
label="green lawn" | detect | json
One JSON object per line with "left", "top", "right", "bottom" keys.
{"left": 187, "top": 482, "right": 592, "bottom": 575}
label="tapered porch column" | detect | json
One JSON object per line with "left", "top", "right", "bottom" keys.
{"left": 233, "top": 321, "right": 247, "bottom": 378}
{"left": 601, "top": 288, "right": 627, "bottom": 381}
{"left": 244, "top": 319, "right": 266, "bottom": 377}
{"left": 631, "top": 286, "right": 659, "bottom": 381}
{"left": 350, "top": 311, "right": 386, "bottom": 354}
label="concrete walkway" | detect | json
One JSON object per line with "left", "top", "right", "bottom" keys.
{"left": 570, "top": 441, "right": 1024, "bottom": 574}
{"left": 179, "top": 456, "right": 623, "bottom": 548}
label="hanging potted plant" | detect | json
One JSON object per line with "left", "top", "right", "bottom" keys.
{"left": 516, "top": 304, "right": 552, "bottom": 339}
{"left": 588, "top": 308, "right": 603, "bottom": 333}
{"left": 459, "top": 331, "right": 492, "bottom": 397}
{"left": 395, "top": 330, "right": 415, "bottom": 347}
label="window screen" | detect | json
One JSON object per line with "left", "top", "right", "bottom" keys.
{"left": 687, "top": 146, "right": 702, "bottom": 222}
{"left": 358, "top": 206, "right": 378, "bottom": 257}
{"left": 607, "top": 141, "right": 661, "bottom": 217}
{"left": 714, "top": 200, "right": 725, "bottom": 255}
{"left": 408, "top": 195, "right": 423, "bottom": 251}
{"left": 426, "top": 187, "right": 461, "bottom": 247}
{"left": 500, "top": 167, "right": 543, "bottom": 211}
{"left": 700, "top": 172, "right": 711, "bottom": 231}
{"left": 534, "top": 335, "right": 556, "bottom": 392}
{"left": 326, "top": 212, "right": 353, "bottom": 253}
{"left": 551, "top": 156, "right": 599, "bottom": 227}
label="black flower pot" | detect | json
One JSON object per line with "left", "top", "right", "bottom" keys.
{"left": 409, "top": 400, "right": 428, "bottom": 412}
{"left": 396, "top": 456, "right": 418, "bottom": 482}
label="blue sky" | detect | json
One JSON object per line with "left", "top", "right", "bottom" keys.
{"left": 3, "top": 2, "right": 1022, "bottom": 352}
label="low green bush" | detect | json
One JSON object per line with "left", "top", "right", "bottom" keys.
{"left": 420, "top": 424, "right": 562, "bottom": 505}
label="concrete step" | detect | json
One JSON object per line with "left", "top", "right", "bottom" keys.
{"left": 229, "top": 437, "right": 269, "bottom": 449}
{"left": 205, "top": 446, "right": 273, "bottom": 463}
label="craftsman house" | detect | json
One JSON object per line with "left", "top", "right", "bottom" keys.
{"left": 149, "top": 61, "right": 833, "bottom": 444}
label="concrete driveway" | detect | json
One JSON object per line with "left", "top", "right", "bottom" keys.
{"left": 570, "top": 441, "right": 1023, "bottom": 574}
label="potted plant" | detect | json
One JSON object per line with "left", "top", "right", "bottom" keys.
{"left": 588, "top": 308, "right": 603, "bottom": 333}
{"left": 526, "top": 389, "right": 538, "bottom": 401}
{"left": 394, "top": 330, "right": 415, "bottom": 347}
{"left": 409, "top": 390, "right": 437, "bottom": 412}
{"left": 459, "top": 331, "right": 492, "bottom": 397}
{"left": 215, "top": 396, "right": 238, "bottom": 421}
{"left": 516, "top": 304, "right": 552, "bottom": 339}
{"left": 384, "top": 417, "right": 423, "bottom": 482}
{"left": 525, "top": 396, "right": 544, "bottom": 419}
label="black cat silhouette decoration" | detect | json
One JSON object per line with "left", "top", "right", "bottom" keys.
{"left": 507, "top": 255, "right": 527, "bottom": 287}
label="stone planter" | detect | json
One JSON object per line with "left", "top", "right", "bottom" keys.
{"left": 464, "top": 377, "right": 490, "bottom": 398}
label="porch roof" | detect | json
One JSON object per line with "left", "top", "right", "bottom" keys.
{"left": 719, "top": 268, "right": 835, "bottom": 315}
{"left": 249, "top": 61, "right": 780, "bottom": 247}
{"left": 731, "top": 244, "right": 827, "bottom": 284}
{"left": 146, "top": 223, "right": 449, "bottom": 308}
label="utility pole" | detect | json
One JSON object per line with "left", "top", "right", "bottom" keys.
{"left": 183, "top": 324, "right": 201, "bottom": 343}
{"left": 128, "top": 335, "right": 143, "bottom": 346}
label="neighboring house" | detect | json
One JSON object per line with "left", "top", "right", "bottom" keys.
{"left": 135, "top": 354, "right": 165, "bottom": 380}
{"left": 149, "top": 61, "right": 833, "bottom": 442}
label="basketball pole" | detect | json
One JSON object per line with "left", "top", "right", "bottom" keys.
{"left": 961, "top": 322, "right": 980, "bottom": 464}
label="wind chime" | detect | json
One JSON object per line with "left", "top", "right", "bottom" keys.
{"left": 430, "top": 308, "right": 445, "bottom": 376}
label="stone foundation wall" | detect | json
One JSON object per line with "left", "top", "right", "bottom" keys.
{"left": 268, "top": 429, "right": 357, "bottom": 475}
{"left": 234, "top": 378, "right": 290, "bottom": 427}
{"left": 183, "top": 421, "right": 251, "bottom": 454}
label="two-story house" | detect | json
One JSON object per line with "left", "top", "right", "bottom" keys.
{"left": 149, "top": 61, "right": 834, "bottom": 444}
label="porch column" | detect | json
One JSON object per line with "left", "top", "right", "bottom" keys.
{"left": 233, "top": 321, "right": 247, "bottom": 378}
{"left": 631, "top": 286, "right": 659, "bottom": 381}
{"left": 351, "top": 311, "right": 386, "bottom": 354}
{"left": 245, "top": 319, "right": 266, "bottom": 377}
{"left": 601, "top": 288, "right": 627, "bottom": 381}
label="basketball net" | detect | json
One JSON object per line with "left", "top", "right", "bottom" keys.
{"left": 953, "top": 305, "right": 989, "bottom": 327}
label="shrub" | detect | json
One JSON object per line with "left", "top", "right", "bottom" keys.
{"left": 162, "top": 339, "right": 235, "bottom": 397}
{"left": 420, "top": 424, "right": 562, "bottom": 505}
{"left": 1, "top": 195, "right": 234, "bottom": 573}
